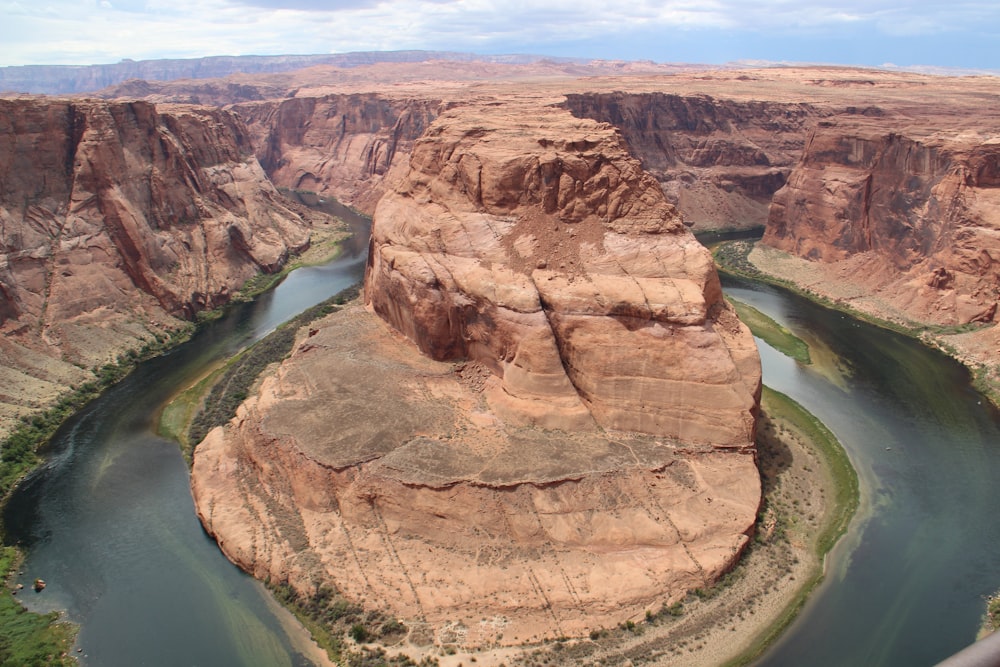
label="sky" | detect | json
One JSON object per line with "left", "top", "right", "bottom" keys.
{"left": 0, "top": 0, "right": 998, "bottom": 71}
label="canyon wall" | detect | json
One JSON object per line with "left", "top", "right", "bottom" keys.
{"left": 0, "top": 97, "right": 318, "bottom": 436}
{"left": 563, "top": 92, "right": 823, "bottom": 230}
{"left": 232, "top": 94, "right": 441, "bottom": 213}
{"left": 763, "top": 120, "right": 1000, "bottom": 328}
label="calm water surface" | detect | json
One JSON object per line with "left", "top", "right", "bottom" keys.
{"left": 3, "top": 200, "right": 369, "bottom": 667}
{"left": 725, "top": 277, "right": 1000, "bottom": 667}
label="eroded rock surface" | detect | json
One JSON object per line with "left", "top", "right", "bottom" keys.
{"left": 0, "top": 97, "right": 318, "bottom": 435}
{"left": 563, "top": 92, "right": 821, "bottom": 230}
{"left": 193, "top": 99, "right": 762, "bottom": 647}
{"left": 233, "top": 94, "right": 442, "bottom": 213}
{"left": 763, "top": 117, "right": 1000, "bottom": 329}
{"left": 366, "top": 100, "right": 761, "bottom": 446}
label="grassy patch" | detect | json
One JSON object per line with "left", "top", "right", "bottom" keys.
{"left": 981, "top": 590, "right": 1000, "bottom": 639}
{"left": 0, "top": 329, "right": 193, "bottom": 666}
{"left": 157, "top": 362, "right": 228, "bottom": 457}
{"left": 722, "top": 387, "right": 859, "bottom": 667}
{"left": 269, "top": 581, "right": 430, "bottom": 666}
{"left": 714, "top": 239, "right": 1000, "bottom": 406}
{"left": 713, "top": 240, "right": 916, "bottom": 337}
{"left": 0, "top": 546, "right": 77, "bottom": 666}
{"left": 0, "top": 328, "right": 193, "bottom": 502}
{"left": 176, "top": 284, "right": 361, "bottom": 454}
{"left": 759, "top": 387, "right": 857, "bottom": 563}
{"left": 729, "top": 297, "right": 811, "bottom": 364}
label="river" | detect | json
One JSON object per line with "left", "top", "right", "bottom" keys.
{"left": 3, "top": 223, "right": 1000, "bottom": 666}
{"left": 726, "top": 276, "right": 1000, "bottom": 666}
{"left": 3, "top": 197, "right": 369, "bottom": 667}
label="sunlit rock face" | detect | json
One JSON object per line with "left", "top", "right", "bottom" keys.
{"left": 193, "top": 96, "right": 763, "bottom": 648}
{"left": 764, "top": 121, "right": 1000, "bottom": 327}
{"left": 365, "top": 99, "right": 761, "bottom": 447}
{"left": 0, "top": 97, "right": 315, "bottom": 434}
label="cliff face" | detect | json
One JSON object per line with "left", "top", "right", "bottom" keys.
{"left": 366, "top": 100, "right": 761, "bottom": 445}
{"left": 0, "top": 97, "right": 315, "bottom": 435}
{"left": 563, "top": 92, "right": 822, "bottom": 230}
{"left": 763, "top": 121, "right": 1000, "bottom": 326}
{"left": 192, "top": 98, "right": 762, "bottom": 645}
{"left": 233, "top": 94, "right": 442, "bottom": 213}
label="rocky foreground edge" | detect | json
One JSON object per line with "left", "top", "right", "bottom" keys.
{"left": 191, "top": 98, "right": 762, "bottom": 646}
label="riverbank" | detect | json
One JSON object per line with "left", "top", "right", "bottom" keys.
{"left": 714, "top": 239, "right": 1000, "bottom": 406}
{"left": 177, "top": 287, "right": 857, "bottom": 666}
{"left": 0, "top": 546, "right": 77, "bottom": 665}
{"left": 0, "top": 202, "right": 355, "bottom": 667}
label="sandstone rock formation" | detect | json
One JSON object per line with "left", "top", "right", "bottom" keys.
{"left": 563, "top": 92, "right": 821, "bottom": 230}
{"left": 366, "top": 100, "right": 761, "bottom": 446}
{"left": 232, "top": 94, "right": 441, "bottom": 213}
{"left": 0, "top": 97, "right": 319, "bottom": 436}
{"left": 763, "top": 118, "right": 1000, "bottom": 329}
{"left": 192, "top": 98, "right": 762, "bottom": 648}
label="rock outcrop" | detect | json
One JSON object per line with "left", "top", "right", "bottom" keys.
{"left": 233, "top": 94, "right": 441, "bottom": 213}
{"left": 366, "top": 100, "right": 761, "bottom": 445}
{"left": 563, "top": 92, "right": 823, "bottom": 230}
{"left": 192, "top": 98, "right": 762, "bottom": 647}
{"left": 0, "top": 97, "right": 318, "bottom": 435}
{"left": 763, "top": 120, "right": 1000, "bottom": 328}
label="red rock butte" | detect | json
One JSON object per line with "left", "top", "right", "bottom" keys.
{"left": 192, "top": 96, "right": 762, "bottom": 646}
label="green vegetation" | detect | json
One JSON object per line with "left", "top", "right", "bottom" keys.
{"left": 713, "top": 240, "right": 911, "bottom": 334}
{"left": 176, "top": 284, "right": 361, "bottom": 455}
{"left": 760, "top": 387, "right": 858, "bottom": 564}
{"left": 269, "top": 581, "right": 431, "bottom": 666}
{"left": 728, "top": 297, "right": 812, "bottom": 364}
{"left": 982, "top": 590, "right": 1000, "bottom": 638}
{"left": 0, "top": 193, "right": 362, "bottom": 666}
{"left": 0, "top": 546, "right": 77, "bottom": 666}
{"left": 713, "top": 238, "right": 1000, "bottom": 406}
{"left": 1, "top": 328, "right": 193, "bottom": 501}
{"left": 157, "top": 362, "right": 227, "bottom": 454}
{"left": 0, "top": 329, "right": 193, "bottom": 667}
{"left": 722, "top": 387, "right": 859, "bottom": 667}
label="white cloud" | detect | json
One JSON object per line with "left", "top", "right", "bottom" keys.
{"left": 0, "top": 0, "right": 995, "bottom": 67}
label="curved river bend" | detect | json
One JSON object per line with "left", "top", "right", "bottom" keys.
{"left": 726, "top": 276, "right": 1000, "bottom": 667}
{"left": 4, "top": 200, "right": 369, "bottom": 667}
{"left": 4, "top": 228, "right": 1000, "bottom": 666}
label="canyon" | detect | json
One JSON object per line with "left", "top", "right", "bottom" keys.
{"left": 2, "top": 56, "right": 999, "bottom": 660}
{"left": 0, "top": 97, "right": 325, "bottom": 437}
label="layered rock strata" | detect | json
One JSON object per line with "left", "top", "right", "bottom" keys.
{"left": 563, "top": 92, "right": 822, "bottom": 230}
{"left": 763, "top": 120, "right": 1000, "bottom": 329}
{"left": 232, "top": 94, "right": 442, "bottom": 212}
{"left": 0, "top": 97, "right": 318, "bottom": 435}
{"left": 366, "top": 100, "right": 761, "bottom": 445}
{"left": 193, "top": 99, "right": 762, "bottom": 647}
